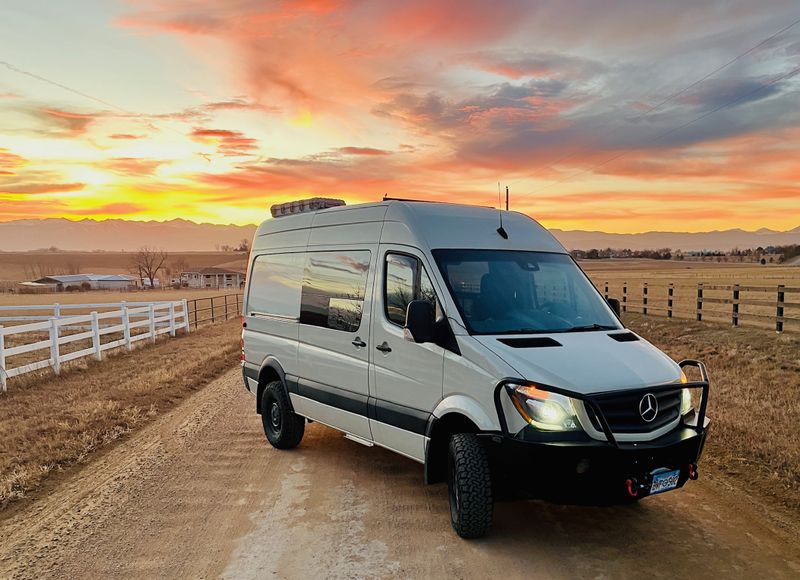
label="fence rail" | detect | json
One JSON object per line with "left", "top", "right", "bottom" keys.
{"left": 0, "top": 293, "right": 243, "bottom": 392}
{"left": 597, "top": 281, "right": 800, "bottom": 333}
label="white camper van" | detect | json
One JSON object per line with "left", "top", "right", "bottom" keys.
{"left": 241, "top": 198, "right": 710, "bottom": 538}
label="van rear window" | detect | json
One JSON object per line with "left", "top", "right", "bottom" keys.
{"left": 246, "top": 253, "right": 305, "bottom": 318}
{"left": 300, "top": 250, "right": 371, "bottom": 332}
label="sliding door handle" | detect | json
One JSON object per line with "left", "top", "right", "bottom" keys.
{"left": 352, "top": 338, "right": 367, "bottom": 348}
{"left": 375, "top": 342, "right": 392, "bottom": 353}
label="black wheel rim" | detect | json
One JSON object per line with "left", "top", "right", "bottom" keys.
{"left": 269, "top": 401, "right": 282, "bottom": 434}
{"left": 448, "top": 453, "right": 460, "bottom": 523}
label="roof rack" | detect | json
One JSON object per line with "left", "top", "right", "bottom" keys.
{"left": 270, "top": 197, "right": 345, "bottom": 218}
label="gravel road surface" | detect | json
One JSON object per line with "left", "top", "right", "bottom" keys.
{"left": 1, "top": 369, "right": 798, "bottom": 579}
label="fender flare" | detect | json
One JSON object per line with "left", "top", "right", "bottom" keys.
{"left": 255, "top": 356, "right": 293, "bottom": 413}
{"left": 429, "top": 394, "right": 498, "bottom": 433}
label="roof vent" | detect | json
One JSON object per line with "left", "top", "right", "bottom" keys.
{"left": 270, "top": 197, "right": 345, "bottom": 218}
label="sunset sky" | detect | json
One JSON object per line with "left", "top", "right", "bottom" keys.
{"left": 1, "top": 0, "right": 799, "bottom": 232}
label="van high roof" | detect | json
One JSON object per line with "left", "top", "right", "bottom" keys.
{"left": 254, "top": 199, "right": 567, "bottom": 254}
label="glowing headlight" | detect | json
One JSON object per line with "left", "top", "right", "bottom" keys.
{"left": 506, "top": 383, "right": 582, "bottom": 431}
{"left": 680, "top": 388, "right": 693, "bottom": 416}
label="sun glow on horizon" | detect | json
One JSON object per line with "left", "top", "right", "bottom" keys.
{"left": 1, "top": 1, "right": 799, "bottom": 232}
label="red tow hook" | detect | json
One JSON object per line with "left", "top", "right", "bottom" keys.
{"left": 625, "top": 478, "right": 639, "bottom": 498}
{"left": 688, "top": 463, "right": 699, "bottom": 480}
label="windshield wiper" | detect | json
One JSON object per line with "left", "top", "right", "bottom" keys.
{"left": 562, "top": 324, "right": 618, "bottom": 333}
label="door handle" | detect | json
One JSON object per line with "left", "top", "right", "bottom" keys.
{"left": 352, "top": 337, "right": 367, "bottom": 348}
{"left": 375, "top": 342, "right": 392, "bottom": 353}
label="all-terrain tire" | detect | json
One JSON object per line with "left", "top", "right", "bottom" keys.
{"left": 447, "top": 433, "right": 493, "bottom": 539}
{"left": 261, "top": 380, "right": 305, "bottom": 449}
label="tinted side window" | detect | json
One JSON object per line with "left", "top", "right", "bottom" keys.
{"left": 300, "top": 250, "right": 371, "bottom": 332}
{"left": 246, "top": 253, "right": 304, "bottom": 318}
{"left": 385, "top": 253, "right": 438, "bottom": 326}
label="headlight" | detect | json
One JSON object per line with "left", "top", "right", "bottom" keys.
{"left": 505, "top": 382, "right": 582, "bottom": 431}
{"left": 680, "top": 388, "right": 693, "bottom": 416}
{"left": 679, "top": 370, "right": 693, "bottom": 416}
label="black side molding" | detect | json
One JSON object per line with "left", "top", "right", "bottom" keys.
{"left": 608, "top": 332, "right": 640, "bottom": 342}
{"left": 498, "top": 337, "right": 562, "bottom": 348}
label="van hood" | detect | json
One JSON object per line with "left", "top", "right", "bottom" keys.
{"left": 474, "top": 331, "right": 681, "bottom": 395}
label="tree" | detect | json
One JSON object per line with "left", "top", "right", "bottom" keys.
{"left": 131, "top": 246, "right": 168, "bottom": 289}
{"left": 237, "top": 238, "right": 250, "bottom": 252}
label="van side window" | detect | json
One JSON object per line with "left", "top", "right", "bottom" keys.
{"left": 385, "top": 253, "right": 437, "bottom": 326}
{"left": 247, "top": 253, "right": 304, "bottom": 318}
{"left": 300, "top": 250, "right": 371, "bottom": 332}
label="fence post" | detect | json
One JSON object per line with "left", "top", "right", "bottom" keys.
{"left": 182, "top": 299, "right": 190, "bottom": 333}
{"left": 732, "top": 284, "right": 740, "bottom": 327}
{"left": 54, "top": 303, "right": 61, "bottom": 319}
{"left": 50, "top": 318, "right": 61, "bottom": 375}
{"left": 622, "top": 282, "right": 627, "bottom": 313}
{"left": 91, "top": 311, "right": 102, "bottom": 361}
{"left": 696, "top": 283, "right": 703, "bottom": 322}
{"left": 122, "top": 305, "right": 132, "bottom": 350}
{"left": 604, "top": 282, "right": 608, "bottom": 299}
{"left": 642, "top": 282, "right": 648, "bottom": 316}
{"left": 224, "top": 294, "right": 229, "bottom": 320}
{"left": 776, "top": 285, "right": 785, "bottom": 333}
{"left": 169, "top": 302, "right": 176, "bottom": 337}
{"left": 149, "top": 303, "right": 156, "bottom": 343}
{"left": 667, "top": 283, "right": 674, "bottom": 319}
{"left": 211, "top": 297, "right": 216, "bottom": 323}
{"left": 236, "top": 294, "right": 241, "bottom": 317}
{"left": 0, "top": 325, "right": 6, "bottom": 393}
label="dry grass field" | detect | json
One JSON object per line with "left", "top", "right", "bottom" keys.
{"left": 625, "top": 314, "right": 800, "bottom": 512}
{"left": 0, "top": 320, "right": 240, "bottom": 508}
{"left": 0, "top": 287, "right": 236, "bottom": 308}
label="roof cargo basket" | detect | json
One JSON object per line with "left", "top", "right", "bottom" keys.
{"left": 270, "top": 197, "right": 345, "bottom": 218}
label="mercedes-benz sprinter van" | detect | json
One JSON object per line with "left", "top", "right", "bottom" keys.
{"left": 241, "top": 198, "right": 710, "bottom": 538}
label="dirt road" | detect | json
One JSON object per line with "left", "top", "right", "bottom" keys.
{"left": 1, "top": 369, "right": 798, "bottom": 579}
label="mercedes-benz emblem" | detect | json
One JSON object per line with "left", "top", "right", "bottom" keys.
{"left": 639, "top": 393, "right": 659, "bottom": 423}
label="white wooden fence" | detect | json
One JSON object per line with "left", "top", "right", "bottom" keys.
{"left": 0, "top": 300, "right": 190, "bottom": 392}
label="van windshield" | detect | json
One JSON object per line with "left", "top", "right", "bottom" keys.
{"left": 432, "top": 250, "right": 621, "bottom": 335}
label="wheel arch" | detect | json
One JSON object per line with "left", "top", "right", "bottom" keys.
{"left": 424, "top": 412, "right": 481, "bottom": 484}
{"left": 256, "top": 357, "right": 289, "bottom": 415}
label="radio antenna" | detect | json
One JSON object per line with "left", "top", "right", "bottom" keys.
{"left": 496, "top": 182, "right": 508, "bottom": 239}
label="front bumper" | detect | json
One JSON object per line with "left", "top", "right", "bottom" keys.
{"left": 487, "top": 359, "right": 710, "bottom": 501}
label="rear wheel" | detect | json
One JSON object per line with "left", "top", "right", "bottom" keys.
{"left": 447, "top": 433, "right": 493, "bottom": 538}
{"left": 261, "top": 381, "right": 305, "bottom": 449}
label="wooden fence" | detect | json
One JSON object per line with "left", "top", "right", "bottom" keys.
{"left": 0, "top": 294, "right": 242, "bottom": 392}
{"left": 597, "top": 281, "right": 800, "bottom": 333}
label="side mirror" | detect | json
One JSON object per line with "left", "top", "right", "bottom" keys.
{"left": 607, "top": 297, "right": 621, "bottom": 317}
{"left": 404, "top": 300, "right": 436, "bottom": 343}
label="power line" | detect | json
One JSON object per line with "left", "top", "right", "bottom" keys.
{"left": 526, "top": 62, "right": 800, "bottom": 196}
{"left": 0, "top": 60, "right": 192, "bottom": 141}
{"left": 504, "top": 14, "right": 800, "bottom": 190}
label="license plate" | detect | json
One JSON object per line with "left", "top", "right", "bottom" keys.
{"left": 649, "top": 469, "right": 680, "bottom": 495}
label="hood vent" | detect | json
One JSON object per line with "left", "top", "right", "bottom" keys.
{"left": 608, "top": 332, "right": 639, "bottom": 342}
{"left": 498, "top": 337, "right": 562, "bottom": 348}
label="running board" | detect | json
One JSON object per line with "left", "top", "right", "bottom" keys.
{"left": 344, "top": 433, "right": 374, "bottom": 447}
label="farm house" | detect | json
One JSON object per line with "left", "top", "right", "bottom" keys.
{"left": 180, "top": 267, "right": 244, "bottom": 289}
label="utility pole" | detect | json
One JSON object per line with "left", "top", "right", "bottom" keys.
{"left": 505, "top": 186, "right": 509, "bottom": 211}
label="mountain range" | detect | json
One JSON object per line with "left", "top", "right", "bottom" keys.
{"left": 0, "top": 218, "right": 797, "bottom": 253}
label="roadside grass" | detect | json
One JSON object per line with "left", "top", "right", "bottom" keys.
{"left": 0, "top": 319, "right": 240, "bottom": 509}
{"left": 625, "top": 313, "right": 800, "bottom": 513}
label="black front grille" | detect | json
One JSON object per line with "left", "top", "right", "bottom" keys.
{"left": 586, "top": 389, "right": 681, "bottom": 434}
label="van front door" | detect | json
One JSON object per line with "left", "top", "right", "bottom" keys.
{"left": 369, "top": 248, "right": 445, "bottom": 461}
{"left": 294, "top": 248, "right": 375, "bottom": 440}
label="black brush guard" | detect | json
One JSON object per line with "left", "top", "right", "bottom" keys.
{"left": 488, "top": 360, "right": 710, "bottom": 499}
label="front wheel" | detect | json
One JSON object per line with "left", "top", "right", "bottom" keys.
{"left": 447, "top": 433, "right": 493, "bottom": 538}
{"left": 260, "top": 381, "right": 305, "bottom": 449}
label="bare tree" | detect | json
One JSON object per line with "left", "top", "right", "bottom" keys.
{"left": 131, "top": 246, "right": 168, "bottom": 289}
